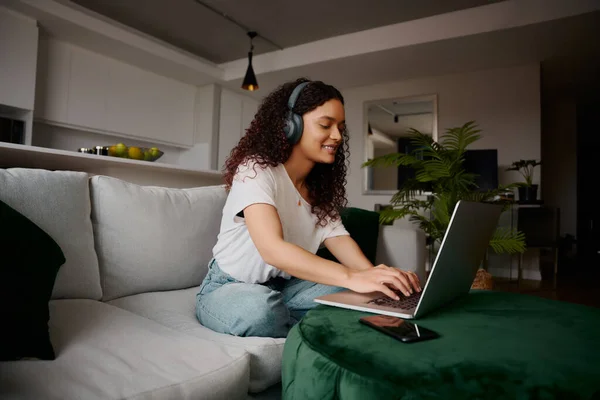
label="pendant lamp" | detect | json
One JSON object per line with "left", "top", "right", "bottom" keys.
{"left": 242, "top": 31, "right": 258, "bottom": 91}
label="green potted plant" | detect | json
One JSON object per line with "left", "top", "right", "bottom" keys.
{"left": 362, "top": 121, "right": 526, "bottom": 261}
{"left": 505, "top": 159, "right": 541, "bottom": 203}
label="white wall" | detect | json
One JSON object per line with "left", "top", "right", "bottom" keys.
{"left": 343, "top": 64, "right": 541, "bottom": 211}
{"left": 343, "top": 64, "right": 542, "bottom": 279}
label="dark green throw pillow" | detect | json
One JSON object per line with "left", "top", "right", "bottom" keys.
{"left": 317, "top": 207, "right": 381, "bottom": 265}
{"left": 0, "top": 199, "right": 65, "bottom": 361}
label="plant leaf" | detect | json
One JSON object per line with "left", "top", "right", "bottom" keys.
{"left": 489, "top": 228, "right": 526, "bottom": 254}
{"left": 378, "top": 208, "right": 419, "bottom": 225}
{"left": 441, "top": 121, "right": 482, "bottom": 152}
{"left": 362, "top": 153, "right": 419, "bottom": 168}
{"left": 389, "top": 179, "right": 430, "bottom": 204}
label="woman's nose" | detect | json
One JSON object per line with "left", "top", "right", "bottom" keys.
{"left": 330, "top": 127, "right": 342, "bottom": 141}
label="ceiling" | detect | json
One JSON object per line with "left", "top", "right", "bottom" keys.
{"left": 9, "top": 0, "right": 598, "bottom": 98}
{"left": 65, "top": 0, "right": 505, "bottom": 64}
{"left": 241, "top": 10, "right": 600, "bottom": 95}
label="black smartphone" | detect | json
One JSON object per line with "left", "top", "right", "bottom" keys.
{"left": 359, "top": 314, "right": 440, "bottom": 343}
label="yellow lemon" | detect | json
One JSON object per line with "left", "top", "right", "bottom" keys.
{"left": 128, "top": 146, "right": 144, "bottom": 160}
{"left": 108, "top": 145, "right": 117, "bottom": 156}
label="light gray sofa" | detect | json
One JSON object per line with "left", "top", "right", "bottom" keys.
{"left": 0, "top": 167, "right": 426, "bottom": 400}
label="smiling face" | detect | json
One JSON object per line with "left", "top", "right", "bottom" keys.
{"left": 294, "top": 99, "right": 346, "bottom": 164}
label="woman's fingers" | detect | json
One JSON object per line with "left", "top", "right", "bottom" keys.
{"left": 378, "top": 272, "right": 412, "bottom": 297}
{"left": 363, "top": 266, "right": 422, "bottom": 298}
{"left": 375, "top": 265, "right": 422, "bottom": 292}
{"left": 389, "top": 276, "right": 412, "bottom": 297}
{"left": 404, "top": 271, "right": 422, "bottom": 292}
{"left": 378, "top": 283, "right": 401, "bottom": 300}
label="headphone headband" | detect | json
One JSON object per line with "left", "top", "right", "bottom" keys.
{"left": 287, "top": 82, "right": 310, "bottom": 111}
{"left": 283, "top": 81, "right": 311, "bottom": 145}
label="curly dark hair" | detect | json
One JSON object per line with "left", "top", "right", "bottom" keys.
{"left": 223, "top": 77, "right": 349, "bottom": 226}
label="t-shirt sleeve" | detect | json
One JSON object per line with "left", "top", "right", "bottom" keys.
{"left": 228, "top": 161, "right": 277, "bottom": 222}
{"left": 322, "top": 215, "right": 350, "bottom": 242}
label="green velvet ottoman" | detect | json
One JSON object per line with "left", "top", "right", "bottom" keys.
{"left": 282, "top": 291, "right": 600, "bottom": 399}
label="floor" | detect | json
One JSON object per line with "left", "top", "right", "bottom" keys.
{"left": 247, "top": 384, "right": 282, "bottom": 400}
{"left": 492, "top": 258, "right": 600, "bottom": 309}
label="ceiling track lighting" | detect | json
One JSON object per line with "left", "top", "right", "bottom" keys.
{"left": 193, "top": 0, "right": 283, "bottom": 49}
{"left": 192, "top": 0, "right": 285, "bottom": 91}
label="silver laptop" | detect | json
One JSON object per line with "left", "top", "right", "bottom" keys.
{"left": 314, "top": 200, "right": 503, "bottom": 319}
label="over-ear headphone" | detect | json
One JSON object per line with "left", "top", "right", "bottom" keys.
{"left": 283, "top": 81, "right": 310, "bottom": 145}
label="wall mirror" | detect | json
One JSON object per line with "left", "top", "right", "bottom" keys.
{"left": 363, "top": 94, "right": 438, "bottom": 194}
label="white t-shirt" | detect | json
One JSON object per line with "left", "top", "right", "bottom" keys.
{"left": 212, "top": 160, "right": 349, "bottom": 283}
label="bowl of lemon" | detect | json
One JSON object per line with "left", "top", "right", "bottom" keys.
{"left": 107, "top": 143, "right": 164, "bottom": 162}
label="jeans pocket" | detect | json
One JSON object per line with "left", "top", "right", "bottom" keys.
{"left": 198, "top": 279, "right": 209, "bottom": 296}
{"left": 198, "top": 259, "right": 238, "bottom": 296}
{"left": 198, "top": 260, "right": 216, "bottom": 296}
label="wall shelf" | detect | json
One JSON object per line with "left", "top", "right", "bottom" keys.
{"left": 33, "top": 117, "right": 195, "bottom": 150}
{"left": 0, "top": 142, "right": 223, "bottom": 188}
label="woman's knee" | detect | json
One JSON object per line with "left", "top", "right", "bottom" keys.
{"left": 230, "top": 288, "right": 290, "bottom": 337}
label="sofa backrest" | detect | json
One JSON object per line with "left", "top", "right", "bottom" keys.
{"left": 89, "top": 175, "right": 227, "bottom": 301}
{"left": 0, "top": 168, "right": 103, "bottom": 300}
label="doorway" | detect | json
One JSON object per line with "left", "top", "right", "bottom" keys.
{"left": 576, "top": 98, "right": 600, "bottom": 270}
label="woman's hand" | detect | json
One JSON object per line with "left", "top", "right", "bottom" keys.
{"left": 346, "top": 265, "right": 421, "bottom": 300}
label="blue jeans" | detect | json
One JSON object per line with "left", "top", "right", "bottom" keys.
{"left": 196, "top": 259, "right": 345, "bottom": 338}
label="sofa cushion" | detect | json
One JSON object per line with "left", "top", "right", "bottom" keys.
{"left": 109, "top": 287, "right": 286, "bottom": 393}
{"left": 0, "top": 199, "right": 66, "bottom": 361}
{"left": 317, "top": 207, "right": 381, "bottom": 264}
{"left": 0, "top": 299, "right": 250, "bottom": 400}
{"left": 89, "top": 176, "right": 227, "bottom": 301}
{"left": 0, "top": 168, "right": 102, "bottom": 300}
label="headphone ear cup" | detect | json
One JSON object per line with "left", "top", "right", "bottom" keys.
{"left": 289, "top": 113, "right": 304, "bottom": 144}
{"left": 283, "top": 112, "right": 294, "bottom": 141}
{"left": 283, "top": 111, "right": 303, "bottom": 145}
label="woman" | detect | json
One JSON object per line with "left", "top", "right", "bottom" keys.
{"left": 196, "top": 78, "right": 421, "bottom": 338}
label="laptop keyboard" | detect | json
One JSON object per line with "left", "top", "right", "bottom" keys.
{"left": 367, "top": 290, "right": 422, "bottom": 309}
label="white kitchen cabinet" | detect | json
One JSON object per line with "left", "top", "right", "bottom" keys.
{"left": 217, "top": 88, "right": 258, "bottom": 169}
{"left": 105, "top": 59, "right": 150, "bottom": 141}
{"left": 105, "top": 59, "right": 195, "bottom": 147}
{"left": 67, "top": 46, "right": 108, "bottom": 131}
{"left": 34, "top": 39, "right": 195, "bottom": 148}
{"left": 163, "top": 79, "right": 196, "bottom": 148}
{"left": 34, "top": 38, "right": 70, "bottom": 124}
{"left": 0, "top": 8, "right": 38, "bottom": 111}
{"left": 36, "top": 41, "right": 110, "bottom": 133}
